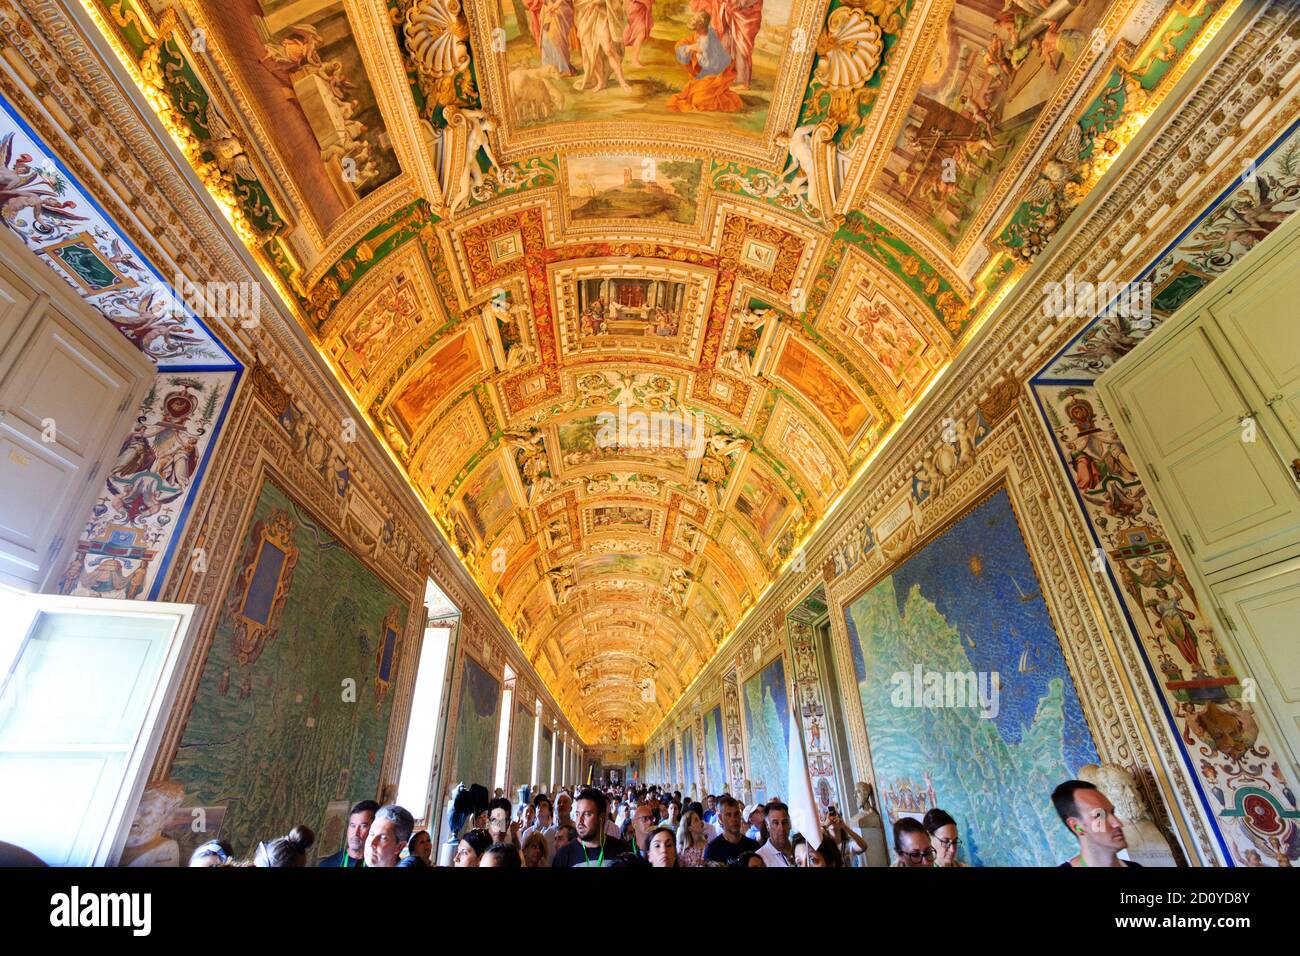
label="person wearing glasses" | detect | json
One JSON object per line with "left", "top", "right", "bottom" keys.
{"left": 923, "top": 808, "right": 967, "bottom": 867}
{"left": 625, "top": 802, "right": 657, "bottom": 857}
{"left": 891, "top": 817, "right": 935, "bottom": 867}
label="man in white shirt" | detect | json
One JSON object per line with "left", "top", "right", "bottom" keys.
{"left": 756, "top": 802, "right": 795, "bottom": 868}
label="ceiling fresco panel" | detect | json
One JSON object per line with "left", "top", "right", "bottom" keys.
{"left": 93, "top": 0, "right": 1237, "bottom": 743}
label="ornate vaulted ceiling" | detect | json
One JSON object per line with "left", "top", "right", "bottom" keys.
{"left": 88, "top": 0, "right": 1235, "bottom": 742}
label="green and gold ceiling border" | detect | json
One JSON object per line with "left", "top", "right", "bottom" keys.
{"left": 995, "top": 0, "right": 1237, "bottom": 268}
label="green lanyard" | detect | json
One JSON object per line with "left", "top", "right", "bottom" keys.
{"left": 342, "top": 852, "right": 364, "bottom": 868}
{"left": 581, "top": 835, "right": 606, "bottom": 868}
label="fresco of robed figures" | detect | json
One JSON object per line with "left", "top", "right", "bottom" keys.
{"left": 205, "top": 0, "right": 401, "bottom": 231}
{"left": 335, "top": 272, "right": 421, "bottom": 387}
{"left": 496, "top": 0, "right": 796, "bottom": 136}
{"left": 878, "top": 0, "right": 1108, "bottom": 243}
{"left": 577, "top": 275, "right": 688, "bottom": 339}
{"left": 842, "top": 487, "right": 1100, "bottom": 866}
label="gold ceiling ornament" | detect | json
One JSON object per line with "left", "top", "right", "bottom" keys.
{"left": 836, "top": 0, "right": 907, "bottom": 37}
{"left": 814, "top": 6, "right": 885, "bottom": 129}
{"left": 403, "top": 0, "right": 474, "bottom": 110}
{"left": 136, "top": 29, "right": 257, "bottom": 245}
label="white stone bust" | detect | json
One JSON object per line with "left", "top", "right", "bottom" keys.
{"left": 120, "top": 780, "right": 184, "bottom": 867}
{"left": 849, "top": 781, "right": 889, "bottom": 867}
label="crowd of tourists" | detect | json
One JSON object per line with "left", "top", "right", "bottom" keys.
{"left": 187, "top": 777, "right": 1141, "bottom": 868}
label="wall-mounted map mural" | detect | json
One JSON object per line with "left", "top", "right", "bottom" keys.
{"left": 540, "top": 723, "right": 554, "bottom": 786}
{"left": 170, "top": 478, "right": 408, "bottom": 855}
{"left": 510, "top": 701, "right": 535, "bottom": 792}
{"left": 682, "top": 725, "right": 696, "bottom": 793}
{"left": 452, "top": 655, "right": 501, "bottom": 790}
{"left": 843, "top": 486, "right": 1098, "bottom": 867}
{"left": 742, "top": 654, "right": 788, "bottom": 805}
{"left": 704, "top": 704, "right": 727, "bottom": 794}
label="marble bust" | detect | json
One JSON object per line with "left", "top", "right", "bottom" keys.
{"left": 120, "top": 780, "right": 184, "bottom": 867}
{"left": 1079, "top": 763, "right": 1176, "bottom": 867}
{"left": 849, "top": 781, "right": 889, "bottom": 867}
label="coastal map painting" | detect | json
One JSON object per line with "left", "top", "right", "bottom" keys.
{"left": 843, "top": 487, "right": 1099, "bottom": 866}
{"left": 540, "top": 724, "right": 554, "bottom": 786}
{"left": 742, "top": 655, "right": 788, "bottom": 805}
{"left": 510, "top": 701, "right": 535, "bottom": 790}
{"left": 682, "top": 726, "right": 696, "bottom": 792}
{"left": 704, "top": 704, "right": 726, "bottom": 794}
{"left": 452, "top": 656, "right": 501, "bottom": 790}
{"left": 170, "top": 479, "right": 408, "bottom": 854}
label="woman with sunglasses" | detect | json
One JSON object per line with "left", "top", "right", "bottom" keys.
{"left": 923, "top": 808, "right": 967, "bottom": 867}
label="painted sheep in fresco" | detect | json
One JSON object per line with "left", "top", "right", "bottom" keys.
{"left": 508, "top": 64, "right": 567, "bottom": 125}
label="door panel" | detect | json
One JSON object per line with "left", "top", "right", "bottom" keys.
{"left": 2, "top": 312, "right": 132, "bottom": 458}
{"left": 1108, "top": 324, "right": 1300, "bottom": 570}
{"left": 1209, "top": 247, "right": 1300, "bottom": 456}
{"left": 1214, "top": 560, "right": 1300, "bottom": 777}
{"left": 0, "top": 428, "right": 77, "bottom": 574}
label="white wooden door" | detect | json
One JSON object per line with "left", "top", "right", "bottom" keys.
{"left": 1212, "top": 558, "right": 1300, "bottom": 781}
{"left": 0, "top": 304, "right": 140, "bottom": 589}
{"left": 1207, "top": 240, "right": 1300, "bottom": 471}
{"left": 0, "top": 592, "right": 198, "bottom": 866}
{"left": 1105, "top": 322, "right": 1300, "bottom": 574}
{"left": 0, "top": 229, "right": 152, "bottom": 591}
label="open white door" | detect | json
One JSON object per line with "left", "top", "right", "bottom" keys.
{"left": 0, "top": 590, "right": 198, "bottom": 866}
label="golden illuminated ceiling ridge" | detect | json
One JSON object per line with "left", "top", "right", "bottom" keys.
{"left": 83, "top": 0, "right": 1236, "bottom": 743}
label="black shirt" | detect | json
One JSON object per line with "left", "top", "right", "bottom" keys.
{"left": 552, "top": 835, "right": 632, "bottom": 867}
{"left": 1058, "top": 859, "right": 1143, "bottom": 867}
{"left": 704, "top": 833, "right": 760, "bottom": 864}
